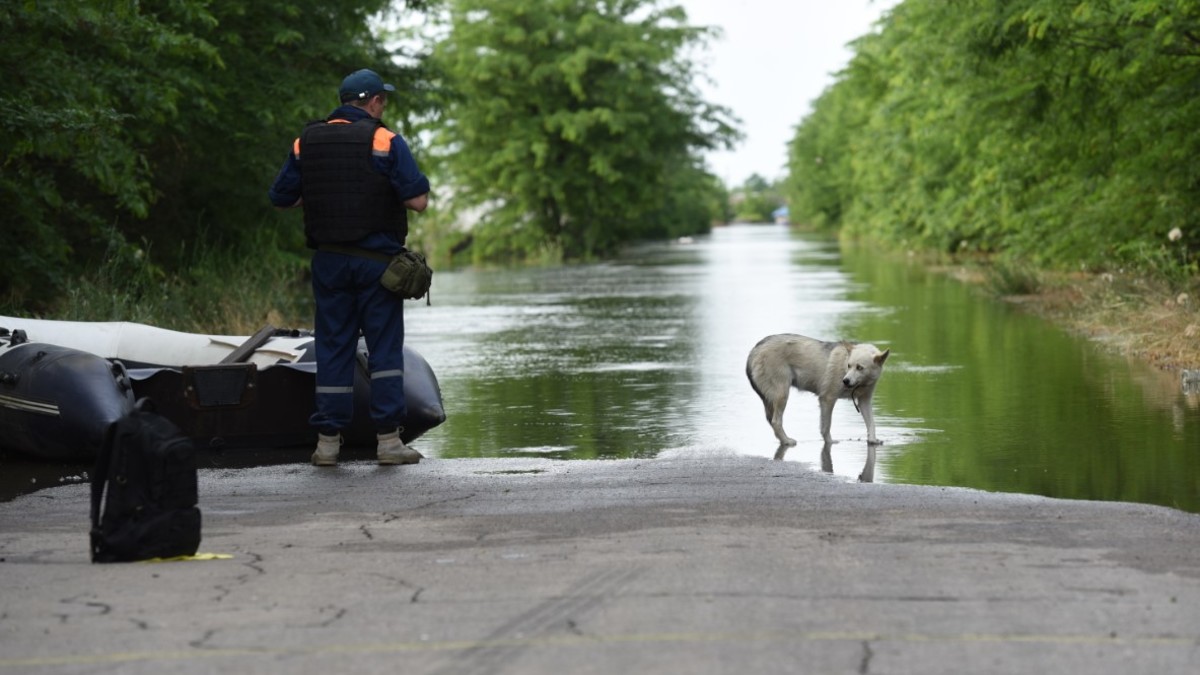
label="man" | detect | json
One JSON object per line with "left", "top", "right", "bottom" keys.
{"left": 269, "top": 68, "right": 430, "bottom": 466}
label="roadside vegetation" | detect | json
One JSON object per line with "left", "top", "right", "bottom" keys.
{"left": 3, "top": 0, "right": 1196, "bottom": 369}
{"left": 1008, "top": 269, "right": 1200, "bottom": 372}
{"left": 785, "top": 0, "right": 1200, "bottom": 370}
{"left": 1, "top": 0, "right": 437, "bottom": 329}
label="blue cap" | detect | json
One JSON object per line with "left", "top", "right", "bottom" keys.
{"left": 338, "top": 69, "right": 396, "bottom": 103}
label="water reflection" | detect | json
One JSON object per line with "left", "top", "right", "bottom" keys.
{"left": 836, "top": 242, "right": 1200, "bottom": 512}
{"left": 774, "top": 440, "right": 876, "bottom": 484}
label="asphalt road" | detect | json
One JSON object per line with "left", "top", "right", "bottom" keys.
{"left": 2, "top": 455, "right": 1199, "bottom": 674}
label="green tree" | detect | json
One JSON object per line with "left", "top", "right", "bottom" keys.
{"left": 429, "top": 0, "right": 739, "bottom": 260}
{"left": 784, "top": 0, "right": 1200, "bottom": 278}
{"left": 0, "top": 0, "right": 434, "bottom": 313}
{"left": 1, "top": 1, "right": 215, "bottom": 307}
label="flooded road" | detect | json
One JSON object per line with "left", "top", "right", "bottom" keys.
{"left": 3, "top": 224, "right": 1197, "bottom": 512}
{"left": 407, "top": 224, "right": 1200, "bottom": 512}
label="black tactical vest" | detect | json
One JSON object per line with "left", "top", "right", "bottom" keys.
{"left": 299, "top": 117, "right": 407, "bottom": 246}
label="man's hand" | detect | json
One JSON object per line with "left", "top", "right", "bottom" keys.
{"left": 404, "top": 193, "right": 429, "bottom": 212}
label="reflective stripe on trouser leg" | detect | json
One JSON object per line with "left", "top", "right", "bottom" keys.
{"left": 308, "top": 250, "right": 367, "bottom": 432}
{"left": 370, "top": 369, "right": 405, "bottom": 432}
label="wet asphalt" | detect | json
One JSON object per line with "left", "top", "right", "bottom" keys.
{"left": 2, "top": 455, "right": 1199, "bottom": 674}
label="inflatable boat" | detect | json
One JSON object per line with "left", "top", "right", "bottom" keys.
{"left": 0, "top": 316, "right": 445, "bottom": 460}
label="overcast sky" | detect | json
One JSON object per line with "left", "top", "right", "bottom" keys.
{"left": 677, "top": 0, "right": 901, "bottom": 188}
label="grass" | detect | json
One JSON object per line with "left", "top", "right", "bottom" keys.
{"left": 53, "top": 230, "right": 313, "bottom": 335}
{"left": 983, "top": 266, "right": 1200, "bottom": 372}
{"left": 983, "top": 260, "right": 1042, "bottom": 296}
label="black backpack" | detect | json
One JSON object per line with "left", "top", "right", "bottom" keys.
{"left": 90, "top": 400, "right": 202, "bottom": 562}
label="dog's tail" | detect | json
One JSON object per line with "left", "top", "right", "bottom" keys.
{"left": 745, "top": 351, "right": 770, "bottom": 409}
{"left": 745, "top": 359, "right": 761, "bottom": 395}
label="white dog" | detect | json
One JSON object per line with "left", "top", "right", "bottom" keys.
{"left": 746, "top": 334, "right": 890, "bottom": 447}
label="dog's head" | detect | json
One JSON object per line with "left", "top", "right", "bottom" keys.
{"left": 842, "top": 344, "right": 890, "bottom": 389}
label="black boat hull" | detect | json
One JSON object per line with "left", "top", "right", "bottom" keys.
{"left": 0, "top": 343, "right": 135, "bottom": 460}
{"left": 0, "top": 319, "right": 446, "bottom": 460}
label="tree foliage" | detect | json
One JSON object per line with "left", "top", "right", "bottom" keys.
{"left": 429, "top": 0, "right": 739, "bottom": 260}
{"left": 784, "top": 0, "right": 1200, "bottom": 277}
{"left": 0, "top": 0, "right": 432, "bottom": 311}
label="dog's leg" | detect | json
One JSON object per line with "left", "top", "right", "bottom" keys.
{"left": 766, "top": 391, "right": 796, "bottom": 446}
{"left": 858, "top": 392, "right": 882, "bottom": 445}
{"left": 819, "top": 397, "right": 836, "bottom": 444}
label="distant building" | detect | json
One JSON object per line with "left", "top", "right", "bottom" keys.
{"left": 772, "top": 205, "right": 790, "bottom": 224}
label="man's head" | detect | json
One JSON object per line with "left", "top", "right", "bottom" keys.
{"left": 339, "top": 68, "right": 395, "bottom": 104}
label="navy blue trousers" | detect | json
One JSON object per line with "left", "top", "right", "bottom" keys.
{"left": 309, "top": 250, "right": 406, "bottom": 435}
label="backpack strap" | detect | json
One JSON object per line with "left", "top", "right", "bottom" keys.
{"left": 89, "top": 420, "right": 118, "bottom": 560}
{"left": 91, "top": 398, "right": 150, "bottom": 544}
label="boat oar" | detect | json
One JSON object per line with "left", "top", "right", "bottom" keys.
{"left": 219, "top": 324, "right": 277, "bottom": 364}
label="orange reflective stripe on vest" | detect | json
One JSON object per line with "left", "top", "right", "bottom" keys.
{"left": 294, "top": 119, "right": 395, "bottom": 160}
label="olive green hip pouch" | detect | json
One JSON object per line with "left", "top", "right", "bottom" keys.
{"left": 318, "top": 244, "right": 433, "bottom": 303}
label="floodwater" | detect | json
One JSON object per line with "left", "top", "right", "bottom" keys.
{"left": 407, "top": 223, "right": 1200, "bottom": 513}
{"left": 3, "top": 224, "right": 1198, "bottom": 513}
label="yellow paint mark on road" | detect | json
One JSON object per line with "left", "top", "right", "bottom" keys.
{"left": 142, "top": 552, "right": 234, "bottom": 563}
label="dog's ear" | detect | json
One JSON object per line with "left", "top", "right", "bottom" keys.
{"left": 875, "top": 349, "right": 890, "bottom": 365}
